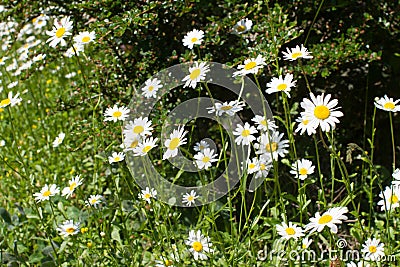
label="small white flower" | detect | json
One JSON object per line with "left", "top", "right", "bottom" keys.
{"left": 193, "top": 140, "right": 209, "bottom": 152}
{"left": 133, "top": 137, "right": 158, "bottom": 156}
{"left": 139, "top": 187, "right": 157, "bottom": 203}
{"left": 185, "top": 230, "right": 214, "bottom": 261}
{"left": 251, "top": 115, "right": 277, "bottom": 132}
{"left": 282, "top": 44, "right": 313, "bottom": 61}
{"left": 207, "top": 100, "right": 245, "bottom": 117}
{"left": 301, "top": 237, "right": 312, "bottom": 249}
{"left": 0, "top": 91, "right": 22, "bottom": 108}
{"left": 61, "top": 175, "right": 83, "bottom": 198}
{"left": 233, "top": 122, "right": 257, "bottom": 146}
{"left": 276, "top": 221, "right": 305, "bottom": 240}
{"left": 46, "top": 16, "right": 73, "bottom": 48}
{"left": 295, "top": 115, "right": 316, "bottom": 135}
{"left": 33, "top": 184, "right": 60, "bottom": 202}
{"left": 53, "top": 132, "right": 65, "bottom": 147}
{"left": 57, "top": 220, "right": 80, "bottom": 237}
{"left": 182, "top": 190, "right": 199, "bottom": 206}
{"left": 85, "top": 195, "right": 103, "bottom": 207}
{"left": 194, "top": 148, "right": 218, "bottom": 170}
{"left": 108, "top": 152, "right": 125, "bottom": 163}
{"left": 305, "top": 207, "right": 348, "bottom": 234}
{"left": 374, "top": 95, "right": 400, "bottom": 112}
{"left": 141, "top": 78, "right": 162, "bottom": 98}
{"left": 377, "top": 185, "right": 400, "bottom": 211}
{"left": 266, "top": 73, "right": 296, "bottom": 98}
{"left": 392, "top": 168, "right": 400, "bottom": 186}
{"left": 232, "top": 18, "right": 252, "bottom": 35}
{"left": 123, "top": 117, "right": 153, "bottom": 137}
{"left": 233, "top": 55, "right": 266, "bottom": 77}
{"left": 290, "top": 159, "right": 315, "bottom": 180}
{"left": 182, "top": 29, "right": 204, "bottom": 49}
{"left": 255, "top": 131, "right": 289, "bottom": 160}
{"left": 104, "top": 104, "right": 130, "bottom": 122}
{"left": 64, "top": 43, "right": 84, "bottom": 57}
{"left": 361, "top": 238, "right": 385, "bottom": 261}
{"left": 182, "top": 62, "right": 210, "bottom": 89}
{"left": 73, "top": 31, "right": 96, "bottom": 45}
{"left": 163, "top": 126, "right": 187, "bottom": 160}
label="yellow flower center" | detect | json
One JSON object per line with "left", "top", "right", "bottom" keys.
{"left": 90, "top": 199, "right": 97, "bottom": 204}
{"left": 133, "top": 125, "right": 144, "bottom": 134}
{"left": 237, "top": 25, "right": 246, "bottom": 32}
{"left": 241, "top": 129, "right": 250, "bottom": 137}
{"left": 291, "top": 52, "right": 303, "bottom": 59}
{"left": 244, "top": 61, "right": 256, "bottom": 70}
{"left": 384, "top": 102, "right": 395, "bottom": 110}
{"left": 144, "top": 193, "right": 151, "bottom": 199}
{"left": 148, "top": 85, "right": 154, "bottom": 91}
{"left": 0, "top": 99, "right": 10, "bottom": 106}
{"left": 191, "top": 37, "right": 198, "bottom": 43}
{"left": 249, "top": 163, "right": 256, "bottom": 169}
{"left": 259, "top": 163, "right": 266, "bottom": 170}
{"left": 260, "top": 119, "right": 267, "bottom": 126}
{"left": 318, "top": 214, "right": 333, "bottom": 224}
{"left": 82, "top": 36, "right": 90, "bottom": 43}
{"left": 114, "top": 157, "right": 120, "bottom": 161}
{"left": 192, "top": 241, "right": 203, "bottom": 252}
{"left": 369, "top": 246, "right": 377, "bottom": 253}
{"left": 130, "top": 140, "right": 139, "bottom": 148}
{"left": 0, "top": 58, "right": 3, "bottom": 62}
{"left": 314, "top": 105, "right": 330, "bottom": 120}
{"left": 164, "top": 260, "right": 173, "bottom": 266}
{"left": 285, "top": 227, "right": 296, "bottom": 235}
{"left": 66, "top": 227, "right": 75, "bottom": 234}
{"left": 265, "top": 142, "right": 278, "bottom": 152}
{"left": 188, "top": 195, "right": 194, "bottom": 201}
{"left": 143, "top": 145, "right": 152, "bottom": 153}
{"left": 56, "top": 27, "right": 66, "bottom": 38}
{"left": 202, "top": 156, "right": 210, "bottom": 163}
{"left": 303, "top": 119, "right": 309, "bottom": 125}
{"left": 299, "top": 168, "right": 308, "bottom": 175}
{"left": 168, "top": 137, "right": 181, "bottom": 150}
{"left": 32, "top": 18, "right": 37, "bottom": 23}
{"left": 42, "top": 190, "right": 51, "bottom": 197}
{"left": 390, "top": 194, "right": 399, "bottom": 204}
{"left": 112, "top": 111, "right": 122, "bottom": 118}
{"left": 221, "top": 105, "right": 232, "bottom": 111}
{"left": 302, "top": 244, "right": 308, "bottom": 249}
{"left": 69, "top": 182, "right": 77, "bottom": 191}
{"left": 277, "top": 84, "right": 287, "bottom": 91}
{"left": 190, "top": 68, "right": 201, "bottom": 80}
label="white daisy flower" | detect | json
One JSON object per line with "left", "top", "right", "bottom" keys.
{"left": 61, "top": 175, "right": 83, "bottom": 198}
{"left": 57, "top": 219, "right": 80, "bottom": 237}
{"left": 255, "top": 158, "right": 272, "bottom": 179}
{"left": 155, "top": 254, "right": 179, "bottom": 267}
{"left": 139, "top": 187, "right": 157, "bottom": 203}
{"left": 0, "top": 56, "right": 9, "bottom": 66}
{"left": 103, "top": 104, "right": 130, "bottom": 122}
{"left": 46, "top": 16, "right": 73, "bottom": 48}
{"left": 194, "top": 148, "right": 218, "bottom": 170}
{"left": 182, "top": 62, "right": 210, "bottom": 89}
{"left": 290, "top": 159, "right": 315, "bottom": 180}
{"left": 256, "top": 131, "right": 289, "bottom": 160}
{"left": 141, "top": 78, "right": 162, "bottom": 98}
{"left": 282, "top": 44, "right": 313, "bottom": 61}
{"left": 123, "top": 132, "right": 141, "bottom": 151}
{"left": 182, "top": 190, "right": 199, "bottom": 207}
{"left": 64, "top": 43, "right": 85, "bottom": 57}
{"left": 266, "top": 73, "right": 297, "bottom": 98}
{"left": 0, "top": 140, "right": 5, "bottom": 147}
{"left": 233, "top": 122, "right": 257, "bottom": 146}
{"left": 361, "top": 238, "right": 385, "bottom": 261}
{"left": 133, "top": 137, "right": 158, "bottom": 156}
{"left": 207, "top": 100, "right": 245, "bottom": 117}
{"left": 7, "top": 81, "right": 18, "bottom": 89}
{"left": 163, "top": 126, "right": 188, "bottom": 160}
{"left": 295, "top": 115, "right": 317, "bottom": 135}
{"left": 392, "top": 168, "right": 400, "bottom": 186}
{"left": 301, "top": 237, "right": 312, "bottom": 249}
{"left": 85, "top": 194, "right": 103, "bottom": 208}
{"left": 374, "top": 95, "right": 400, "bottom": 112}
{"left": 251, "top": 115, "right": 277, "bottom": 132}
{"left": 246, "top": 157, "right": 260, "bottom": 174}
{"left": 305, "top": 207, "right": 348, "bottom": 234}
{"left": 300, "top": 93, "right": 344, "bottom": 132}
{"left": 185, "top": 230, "right": 214, "bottom": 261}
{"left": 276, "top": 221, "right": 305, "bottom": 240}
{"left": 347, "top": 261, "right": 370, "bottom": 267}
{"left": 377, "top": 185, "right": 400, "bottom": 211}
{"left": 32, "top": 14, "right": 48, "bottom": 29}
{"left": 233, "top": 55, "right": 266, "bottom": 77}
{"left": 73, "top": 31, "right": 96, "bottom": 45}
{"left": 108, "top": 152, "right": 125, "bottom": 163}
{"left": 232, "top": 18, "right": 252, "bottom": 35}
{"left": 33, "top": 53, "right": 46, "bottom": 62}
{"left": 53, "top": 132, "right": 66, "bottom": 147}
{"left": 123, "top": 117, "right": 153, "bottom": 137}
{"left": 33, "top": 184, "right": 60, "bottom": 202}
{"left": 193, "top": 140, "right": 209, "bottom": 152}
{"left": 182, "top": 29, "right": 204, "bottom": 49}
{"left": 0, "top": 91, "right": 22, "bottom": 108}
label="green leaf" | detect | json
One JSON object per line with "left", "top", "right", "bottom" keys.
{"left": 0, "top": 208, "right": 12, "bottom": 224}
